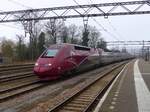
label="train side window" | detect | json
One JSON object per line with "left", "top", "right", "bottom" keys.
{"left": 74, "top": 46, "right": 90, "bottom": 51}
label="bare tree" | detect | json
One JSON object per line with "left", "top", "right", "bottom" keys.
{"left": 37, "top": 32, "right": 45, "bottom": 55}
{"left": 1, "top": 38, "right": 14, "bottom": 58}
{"left": 15, "top": 35, "right": 27, "bottom": 61}
{"left": 45, "top": 19, "right": 64, "bottom": 44}
{"left": 16, "top": 12, "right": 42, "bottom": 60}
{"left": 82, "top": 29, "right": 89, "bottom": 46}
{"left": 68, "top": 24, "right": 79, "bottom": 44}
{"left": 60, "top": 26, "right": 69, "bottom": 43}
{"left": 88, "top": 26, "right": 101, "bottom": 48}
{"left": 97, "top": 38, "right": 108, "bottom": 51}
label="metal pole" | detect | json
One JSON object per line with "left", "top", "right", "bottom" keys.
{"left": 142, "top": 40, "right": 144, "bottom": 59}
{"left": 148, "top": 47, "right": 150, "bottom": 61}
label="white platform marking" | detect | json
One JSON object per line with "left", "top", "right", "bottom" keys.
{"left": 134, "top": 59, "right": 150, "bottom": 112}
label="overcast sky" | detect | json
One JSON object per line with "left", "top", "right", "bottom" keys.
{"left": 0, "top": 0, "right": 150, "bottom": 43}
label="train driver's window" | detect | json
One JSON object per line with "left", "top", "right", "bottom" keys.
{"left": 42, "top": 49, "right": 58, "bottom": 58}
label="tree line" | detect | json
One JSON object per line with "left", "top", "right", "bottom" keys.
{"left": 0, "top": 19, "right": 108, "bottom": 62}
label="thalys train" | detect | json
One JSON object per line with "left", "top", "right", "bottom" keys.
{"left": 34, "top": 43, "right": 133, "bottom": 80}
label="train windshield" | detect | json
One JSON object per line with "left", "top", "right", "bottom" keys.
{"left": 42, "top": 49, "right": 58, "bottom": 58}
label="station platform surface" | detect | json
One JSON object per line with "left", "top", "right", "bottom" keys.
{"left": 94, "top": 59, "right": 150, "bottom": 112}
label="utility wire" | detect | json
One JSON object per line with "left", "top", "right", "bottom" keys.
{"left": 106, "top": 0, "right": 126, "bottom": 41}
{"left": 7, "top": 0, "right": 32, "bottom": 9}
{"left": 5, "top": 0, "right": 121, "bottom": 41}
{"left": 72, "top": 0, "right": 120, "bottom": 41}
{"left": 106, "top": 19, "right": 125, "bottom": 41}
{"left": 87, "top": 0, "right": 121, "bottom": 41}
{"left": 0, "top": 9, "right": 24, "bottom": 30}
{"left": 0, "top": 23, "right": 24, "bottom": 30}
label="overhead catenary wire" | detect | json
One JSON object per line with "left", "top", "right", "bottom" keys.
{"left": 106, "top": 0, "right": 127, "bottom": 41}
{"left": 3, "top": 0, "right": 118, "bottom": 37}
{"left": 0, "top": 9, "right": 24, "bottom": 30}
{"left": 7, "top": 0, "right": 32, "bottom": 9}
{"left": 87, "top": 0, "right": 121, "bottom": 41}
{"left": 104, "top": 0, "right": 125, "bottom": 41}
{"left": 4, "top": 1, "right": 45, "bottom": 37}
{"left": 6, "top": 0, "right": 71, "bottom": 27}
{"left": 0, "top": 23, "right": 24, "bottom": 30}
{"left": 72, "top": 0, "right": 120, "bottom": 41}
{"left": 106, "top": 18, "right": 125, "bottom": 41}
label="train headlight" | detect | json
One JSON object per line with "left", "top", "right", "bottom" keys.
{"left": 45, "top": 63, "right": 52, "bottom": 66}
{"left": 48, "top": 63, "right": 52, "bottom": 66}
{"left": 35, "top": 63, "right": 39, "bottom": 66}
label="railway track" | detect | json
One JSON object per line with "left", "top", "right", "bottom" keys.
{"left": 0, "top": 64, "right": 33, "bottom": 72}
{"left": 0, "top": 63, "right": 34, "bottom": 69}
{"left": 0, "top": 63, "right": 34, "bottom": 83}
{"left": 47, "top": 62, "right": 126, "bottom": 112}
{"left": 0, "top": 79, "right": 48, "bottom": 103}
{"left": 0, "top": 63, "right": 35, "bottom": 81}
{"left": 0, "top": 81, "right": 44, "bottom": 102}
{"left": 0, "top": 71, "right": 34, "bottom": 83}
{"left": 0, "top": 68, "right": 33, "bottom": 76}
{"left": 0, "top": 61, "right": 128, "bottom": 111}
{"left": 0, "top": 63, "right": 50, "bottom": 103}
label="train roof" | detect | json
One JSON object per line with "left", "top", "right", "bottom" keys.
{"left": 48, "top": 43, "right": 91, "bottom": 50}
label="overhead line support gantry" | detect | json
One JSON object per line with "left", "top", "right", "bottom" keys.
{"left": 0, "top": 1, "right": 150, "bottom": 22}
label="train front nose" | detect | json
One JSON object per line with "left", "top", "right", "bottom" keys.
{"left": 34, "top": 58, "right": 60, "bottom": 80}
{"left": 34, "top": 58, "right": 53, "bottom": 73}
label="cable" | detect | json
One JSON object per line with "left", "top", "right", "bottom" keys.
{"left": 0, "top": 23, "right": 24, "bottom": 30}
{"left": 5, "top": 0, "right": 44, "bottom": 31}
{"left": 0, "top": 9, "right": 24, "bottom": 30}
{"left": 7, "top": 0, "right": 32, "bottom": 9}
{"left": 106, "top": 19, "right": 125, "bottom": 41}
{"left": 87, "top": 0, "right": 120, "bottom": 40}
{"left": 72, "top": 0, "right": 120, "bottom": 41}
{"left": 89, "top": 0, "right": 123, "bottom": 41}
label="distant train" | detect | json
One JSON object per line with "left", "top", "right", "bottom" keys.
{"left": 34, "top": 43, "right": 133, "bottom": 80}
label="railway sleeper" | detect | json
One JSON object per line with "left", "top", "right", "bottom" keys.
{"left": 62, "top": 106, "right": 85, "bottom": 111}
{"left": 71, "top": 101, "right": 89, "bottom": 105}
{"left": 48, "top": 63, "right": 126, "bottom": 112}
{"left": 73, "top": 99, "right": 91, "bottom": 102}
{"left": 66, "top": 103, "right": 88, "bottom": 108}
{"left": 76, "top": 96, "right": 94, "bottom": 100}
{"left": 58, "top": 110, "right": 77, "bottom": 112}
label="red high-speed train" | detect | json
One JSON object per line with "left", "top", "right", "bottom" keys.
{"left": 34, "top": 43, "right": 132, "bottom": 80}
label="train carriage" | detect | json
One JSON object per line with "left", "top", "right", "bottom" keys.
{"left": 34, "top": 43, "right": 133, "bottom": 80}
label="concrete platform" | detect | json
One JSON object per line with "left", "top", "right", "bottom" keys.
{"left": 94, "top": 59, "right": 150, "bottom": 112}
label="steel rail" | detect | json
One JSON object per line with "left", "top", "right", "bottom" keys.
{"left": 0, "top": 72, "right": 34, "bottom": 83}
{"left": 47, "top": 61, "right": 127, "bottom": 112}
{"left": 0, "top": 65, "right": 34, "bottom": 72}
{"left": 0, "top": 63, "right": 34, "bottom": 68}
{"left": 0, "top": 80, "right": 48, "bottom": 102}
